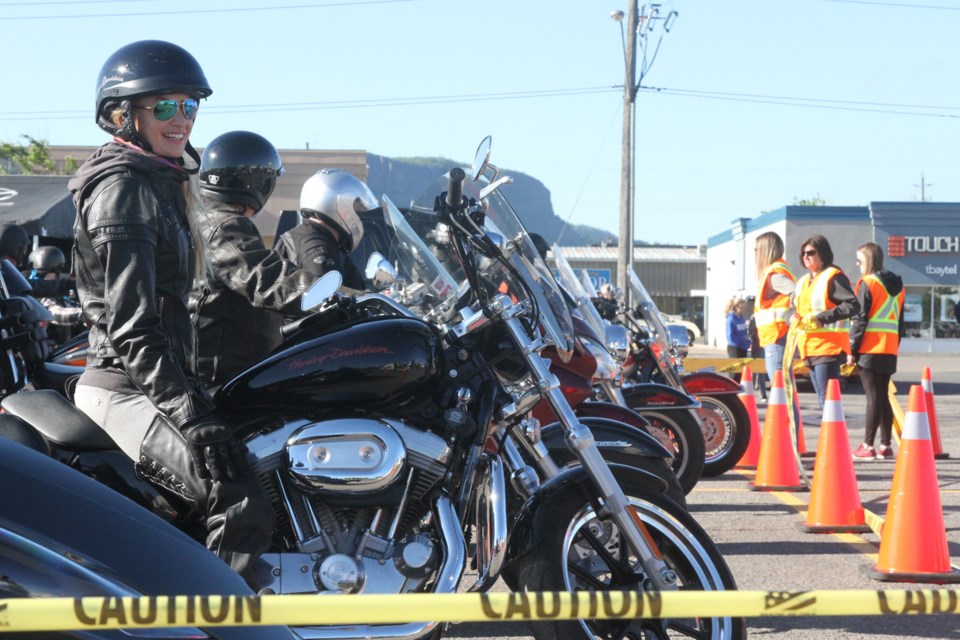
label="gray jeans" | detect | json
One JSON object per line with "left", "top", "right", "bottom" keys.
{"left": 74, "top": 383, "right": 274, "bottom": 588}
{"left": 75, "top": 384, "right": 157, "bottom": 460}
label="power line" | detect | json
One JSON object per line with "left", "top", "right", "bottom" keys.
{"left": 815, "top": 0, "right": 960, "bottom": 10}
{"left": 0, "top": 87, "right": 619, "bottom": 121}
{"left": 2, "top": 83, "right": 958, "bottom": 122}
{"left": 639, "top": 85, "right": 960, "bottom": 119}
{"left": 0, "top": 0, "right": 416, "bottom": 20}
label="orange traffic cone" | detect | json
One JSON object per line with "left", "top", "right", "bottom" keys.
{"left": 749, "top": 370, "right": 805, "bottom": 492}
{"left": 798, "top": 379, "right": 869, "bottom": 533}
{"left": 921, "top": 367, "right": 949, "bottom": 460}
{"left": 863, "top": 385, "right": 960, "bottom": 583}
{"left": 735, "top": 365, "right": 761, "bottom": 469}
{"left": 794, "top": 389, "right": 814, "bottom": 458}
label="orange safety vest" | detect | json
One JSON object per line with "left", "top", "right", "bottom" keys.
{"left": 855, "top": 274, "right": 904, "bottom": 355}
{"left": 795, "top": 266, "right": 850, "bottom": 358}
{"left": 754, "top": 259, "right": 796, "bottom": 347}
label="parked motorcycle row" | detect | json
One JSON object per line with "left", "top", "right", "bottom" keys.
{"left": 0, "top": 137, "right": 746, "bottom": 640}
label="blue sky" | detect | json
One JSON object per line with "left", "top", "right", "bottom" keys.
{"left": 2, "top": 0, "right": 957, "bottom": 245}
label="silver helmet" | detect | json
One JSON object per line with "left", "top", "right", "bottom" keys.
{"left": 299, "top": 169, "right": 375, "bottom": 252}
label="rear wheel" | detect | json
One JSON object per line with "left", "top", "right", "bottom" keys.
{"left": 513, "top": 478, "right": 745, "bottom": 640}
{"left": 697, "top": 395, "right": 751, "bottom": 477}
{"left": 634, "top": 410, "right": 704, "bottom": 495}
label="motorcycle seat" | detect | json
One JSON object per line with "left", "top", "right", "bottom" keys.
{"left": 1, "top": 389, "right": 117, "bottom": 451}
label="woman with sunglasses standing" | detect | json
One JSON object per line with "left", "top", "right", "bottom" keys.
{"left": 793, "top": 234, "right": 860, "bottom": 410}
{"left": 848, "top": 242, "right": 904, "bottom": 461}
{"left": 69, "top": 40, "right": 273, "bottom": 588}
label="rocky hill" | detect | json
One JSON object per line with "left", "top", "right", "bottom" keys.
{"left": 366, "top": 154, "right": 615, "bottom": 247}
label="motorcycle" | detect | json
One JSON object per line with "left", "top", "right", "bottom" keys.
{"left": 549, "top": 246, "right": 705, "bottom": 494}
{"left": 529, "top": 314, "right": 687, "bottom": 506}
{"left": 0, "top": 137, "right": 743, "bottom": 640}
{"left": 619, "top": 271, "right": 751, "bottom": 477}
{"left": 0, "top": 435, "right": 297, "bottom": 639}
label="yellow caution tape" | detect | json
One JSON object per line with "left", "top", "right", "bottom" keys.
{"left": 863, "top": 507, "right": 885, "bottom": 537}
{"left": 1, "top": 590, "right": 960, "bottom": 632}
{"left": 889, "top": 380, "right": 904, "bottom": 447}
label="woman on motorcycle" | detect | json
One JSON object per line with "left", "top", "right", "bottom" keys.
{"left": 69, "top": 40, "right": 273, "bottom": 587}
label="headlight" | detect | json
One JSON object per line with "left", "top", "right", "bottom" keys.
{"left": 604, "top": 324, "right": 630, "bottom": 362}
{"left": 580, "top": 336, "right": 620, "bottom": 382}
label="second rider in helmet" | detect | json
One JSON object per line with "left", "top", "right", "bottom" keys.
{"left": 274, "top": 168, "right": 373, "bottom": 290}
{"left": 192, "top": 130, "right": 317, "bottom": 387}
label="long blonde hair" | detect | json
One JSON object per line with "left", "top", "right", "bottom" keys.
{"left": 111, "top": 105, "right": 208, "bottom": 287}
{"left": 754, "top": 231, "right": 784, "bottom": 278}
{"left": 183, "top": 174, "right": 209, "bottom": 288}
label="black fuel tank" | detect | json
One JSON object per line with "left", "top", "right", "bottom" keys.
{"left": 216, "top": 318, "right": 443, "bottom": 414}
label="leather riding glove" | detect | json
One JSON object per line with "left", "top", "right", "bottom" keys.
{"left": 181, "top": 415, "right": 243, "bottom": 482}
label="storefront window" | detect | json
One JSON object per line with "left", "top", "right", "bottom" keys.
{"left": 902, "top": 286, "right": 931, "bottom": 339}
{"left": 934, "top": 286, "right": 960, "bottom": 339}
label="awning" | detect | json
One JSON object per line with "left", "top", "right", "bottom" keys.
{"left": 0, "top": 176, "right": 75, "bottom": 238}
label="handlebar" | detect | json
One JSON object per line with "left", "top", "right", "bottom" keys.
{"left": 444, "top": 168, "right": 465, "bottom": 210}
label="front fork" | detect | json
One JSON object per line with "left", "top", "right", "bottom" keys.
{"left": 498, "top": 307, "right": 679, "bottom": 591}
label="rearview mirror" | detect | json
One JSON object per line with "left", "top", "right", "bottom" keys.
{"left": 365, "top": 252, "right": 397, "bottom": 291}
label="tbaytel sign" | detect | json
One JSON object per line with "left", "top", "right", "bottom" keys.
{"left": 888, "top": 235, "right": 959, "bottom": 281}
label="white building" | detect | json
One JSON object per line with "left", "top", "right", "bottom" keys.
{"left": 706, "top": 203, "right": 960, "bottom": 354}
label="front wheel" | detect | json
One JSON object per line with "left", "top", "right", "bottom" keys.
{"left": 514, "top": 479, "right": 745, "bottom": 640}
{"left": 635, "top": 410, "right": 704, "bottom": 495}
{"left": 697, "top": 395, "right": 751, "bottom": 477}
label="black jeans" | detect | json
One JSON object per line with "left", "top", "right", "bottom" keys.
{"left": 859, "top": 367, "right": 893, "bottom": 448}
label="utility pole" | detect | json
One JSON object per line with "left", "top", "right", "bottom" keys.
{"left": 611, "top": 3, "right": 677, "bottom": 309}
{"left": 614, "top": 3, "right": 638, "bottom": 308}
{"left": 915, "top": 172, "right": 932, "bottom": 202}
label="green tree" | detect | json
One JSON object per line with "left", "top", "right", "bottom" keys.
{"left": 0, "top": 135, "right": 56, "bottom": 175}
{"left": 792, "top": 194, "right": 827, "bottom": 206}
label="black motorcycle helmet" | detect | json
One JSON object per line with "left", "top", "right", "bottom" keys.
{"left": 528, "top": 232, "right": 551, "bottom": 261}
{"left": 95, "top": 40, "right": 212, "bottom": 149}
{"left": 29, "top": 246, "right": 66, "bottom": 275}
{"left": 0, "top": 224, "right": 30, "bottom": 266}
{"left": 199, "top": 131, "right": 284, "bottom": 213}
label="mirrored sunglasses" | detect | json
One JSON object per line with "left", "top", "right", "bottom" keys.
{"left": 135, "top": 99, "right": 199, "bottom": 122}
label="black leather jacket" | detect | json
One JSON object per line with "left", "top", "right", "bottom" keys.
{"left": 69, "top": 142, "right": 213, "bottom": 428}
{"left": 190, "top": 201, "right": 316, "bottom": 387}
{"left": 274, "top": 221, "right": 365, "bottom": 290}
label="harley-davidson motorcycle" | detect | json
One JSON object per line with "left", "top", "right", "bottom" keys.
{"left": 546, "top": 246, "right": 705, "bottom": 495}
{"left": 618, "top": 271, "right": 751, "bottom": 476}
{"left": 0, "top": 138, "right": 743, "bottom": 640}
{"left": 0, "top": 437, "right": 298, "bottom": 640}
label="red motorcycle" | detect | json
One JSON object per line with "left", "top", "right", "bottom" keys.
{"left": 618, "top": 271, "right": 751, "bottom": 477}
{"left": 531, "top": 314, "right": 703, "bottom": 499}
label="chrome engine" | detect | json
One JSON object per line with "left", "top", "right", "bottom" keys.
{"left": 245, "top": 417, "right": 458, "bottom": 600}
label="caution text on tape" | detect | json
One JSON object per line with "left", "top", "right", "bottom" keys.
{"left": 1, "top": 590, "right": 959, "bottom": 632}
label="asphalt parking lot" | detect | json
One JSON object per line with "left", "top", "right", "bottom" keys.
{"left": 450, "top": 349, "right": 960, "bottom": 640}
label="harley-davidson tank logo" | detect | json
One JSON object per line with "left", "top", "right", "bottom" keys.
{"left": 287, "top": 344, "right": 393, "bottom": 372}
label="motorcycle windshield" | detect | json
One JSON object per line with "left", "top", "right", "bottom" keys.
{"left": 408, "top": 171, "right": 574, "bottom": 357}
{"left": 551, "top": 245, "right": 607, "bottom": 342}
{"left": 627, "top": 270, "right": 680, "bottom": 380}
{"left": 382, "top": 195, "right": 460, "bottom": 307}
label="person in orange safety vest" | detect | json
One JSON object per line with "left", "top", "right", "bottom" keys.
{"left": 793, "top": 234, "right": 860, "bottom": 410}
{"left": 847, "top": 242, "right": 904, "bottom": 461}
{"left": 753, "top": 232, "right": 796, "bottom": 399}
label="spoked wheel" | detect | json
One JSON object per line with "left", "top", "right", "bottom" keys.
{"left": 696, "top": 395, "right": 751, "bottom": 477}
{"left": 636, "top": 410, "right": 705, "bottom": 495}
{"left": 515, "top": 481, "right": 745, "bottom": 640}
